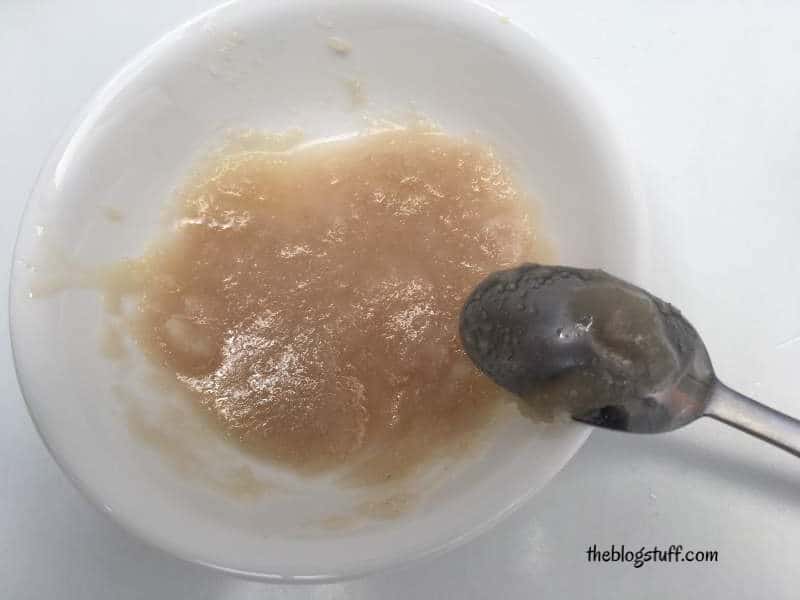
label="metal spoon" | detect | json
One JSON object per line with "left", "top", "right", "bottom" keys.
{"left": 459, "top": 263, "right": 800, "bottom": 457}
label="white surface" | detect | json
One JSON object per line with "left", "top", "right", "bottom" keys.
{"left": 10, "top": 0, "right": 636, "bottom": 578}
{"left": 2, "top": 0, "right": 799, "bottom": 597}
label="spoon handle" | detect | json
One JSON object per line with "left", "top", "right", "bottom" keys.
{"left": 704, "top": 381, "right": 800, "bottom": 458}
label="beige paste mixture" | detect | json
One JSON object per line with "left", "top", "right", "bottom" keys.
{"left": 103, "top": 128, "right": 548, "bottom": 483}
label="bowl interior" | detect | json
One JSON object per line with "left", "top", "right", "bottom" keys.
{"left": 10, "top": 0, "right": 642, "bottom": 581}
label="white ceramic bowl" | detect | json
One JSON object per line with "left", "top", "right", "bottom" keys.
{"left": 10, "top": 0, "right": 643, "bottom": 582}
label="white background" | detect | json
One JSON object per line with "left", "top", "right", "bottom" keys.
{"left": 3, "top": 1, "right": 800, "bottom": 598}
